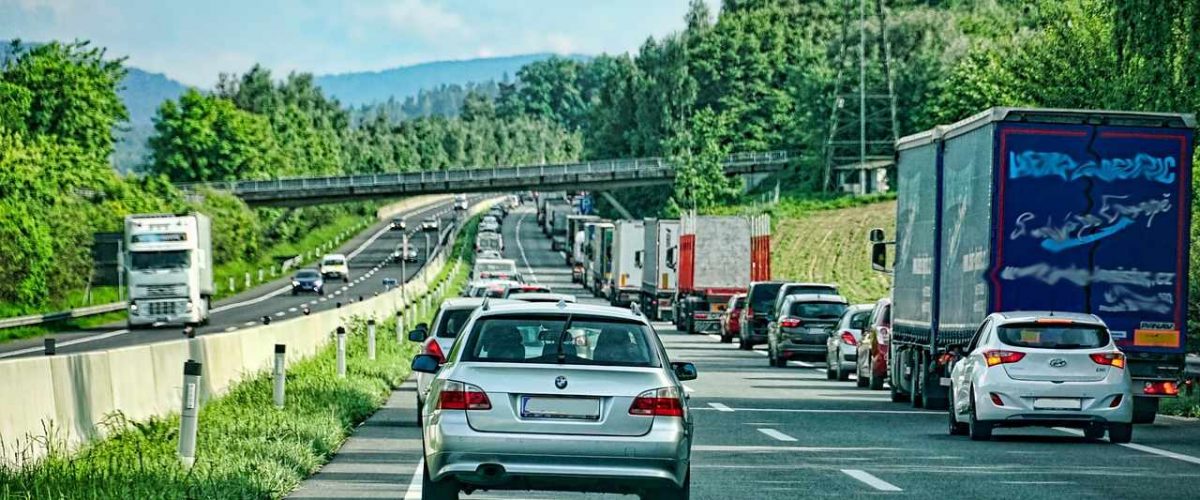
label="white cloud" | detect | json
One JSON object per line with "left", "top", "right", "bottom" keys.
{"left": 353, "top": 0, "right": 467, "bottom": 40}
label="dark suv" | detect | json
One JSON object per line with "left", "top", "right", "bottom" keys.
{"left": 738, "top": 281, "right": 785, "bottom": 350}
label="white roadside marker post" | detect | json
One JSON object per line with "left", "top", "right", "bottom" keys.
{"left": 273, "top": 344, "right": 286, "bottom": 409}
{"left": 179, "top": 360, "right": 202, "bottom": 468}
{"left": 367, "top": 319, "right": 377, "bottom": 361}
{"left": 336, "top": 326, "right": 347, "bottom": 378}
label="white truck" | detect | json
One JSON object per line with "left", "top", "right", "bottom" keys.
{"left": 548, "top": 203, "right": 572, "bottom": 251}
{"left": 640, "top": 218, "right": 679, "bottom": 321}
{"left": 124, "top": 213, "right": 214, "bottom": 328}
{"left": 609, "top": 220, "right": 645, "bottom": 308}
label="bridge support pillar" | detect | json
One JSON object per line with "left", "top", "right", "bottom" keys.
{"left": 597, "top": 191, "right": 633, "bottom": 220}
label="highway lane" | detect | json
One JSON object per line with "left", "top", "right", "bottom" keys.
{"left": 0, "top": 197, "right": 482, "bottom": 359}
{"left": 292, "top": 207, "right": 1200, "bottom": 500}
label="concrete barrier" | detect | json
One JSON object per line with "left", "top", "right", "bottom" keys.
{"left": 0, "top": 197, "right": 499, "bottom": 464}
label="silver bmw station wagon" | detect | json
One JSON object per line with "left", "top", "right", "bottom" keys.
{"left": 411, "top": 301, "right": 696, "bottom": 500}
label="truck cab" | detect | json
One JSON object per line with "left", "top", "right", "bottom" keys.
{"left": 124, "top": 213, "right": 213, "bottom": 328}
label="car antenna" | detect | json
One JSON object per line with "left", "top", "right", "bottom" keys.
{"left": 556, "top": 313, "right": 574, "bottom": 364}
{"left": 481, "top": 296, "right": 490, "bottom": 311}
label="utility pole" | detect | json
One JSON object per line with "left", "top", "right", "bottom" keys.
{"left": 822, "top": 0, "right": 899, "bottom": 196}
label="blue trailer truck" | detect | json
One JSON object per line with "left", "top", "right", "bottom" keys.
{"left": 870, "top": 107, "right": 1194, "bottom": 423}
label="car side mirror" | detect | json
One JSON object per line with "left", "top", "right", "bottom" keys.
{"left": 672, "top": 362, "right": 698, "bottom": 381}
{"left": 408, "top": 329, "right": 427, "bottom": 342}
{"left": 411, "top": 354, "right": 441, "bottom": 374}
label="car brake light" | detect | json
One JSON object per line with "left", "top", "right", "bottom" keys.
{"left": 840, "top": 331, "right": 857, "bottom": 346}
{"left": 437, "top": 380, "right": 491, "bottom": 410}
{"left": 984, "top": 350, "right": 1025, "bottom": 367}
{"left": 629, "top": 387, "right": 685, "bottom": 417}
{"left": 1035, "top": 318, "right": 1074, "bottom": 325}
{"left": 1144, "top": 381, "right": 1179, "bottom": 396}
{"left": 1089, "top": 352, "right": 1125, "bottom": 369}
{"left": 779, "top": 317, "right": 802, "bottom": 328}
{"left": 424, "top": 338, "right": 446, "bottom": 363}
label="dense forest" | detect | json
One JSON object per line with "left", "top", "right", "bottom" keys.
{"left": 0, "top": 43, "right": 578, "bottom": 312}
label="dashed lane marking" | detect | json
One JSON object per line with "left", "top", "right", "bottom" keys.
{"left": 758, "top": 428, "right": 797, "bottom": 442}
{"left": 708, "top": 402, "right": 734, "bottom": 412}
{"left": 244, "top": 321, "right": 257, "bottom": 326}
{"left": 692, "top": 407, "right": 937, "bottom": 415}
{"left": 514, "top": 213, "right": 539, "bottom": 284}
{"left": 841, "top": 469, "right": 902, "bottom": 492}
{"left": 288, "top": 307, "right": 297, "bottom": 312}
{"left": 274, "top": 311, "right": 286, "bottom": 317}
{"left": 224, "top": 326, "right": 237, "bottom": 332}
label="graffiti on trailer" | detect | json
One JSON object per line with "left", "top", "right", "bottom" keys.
{"left": 1009, "top": 194, "right": 1172, "bottom": 253}
{"left": 1009, "top": 151, "right": 1178, "bottom": 184}
{"left": 1098, "top": 285, "right": 1174, "bottom": 314}
{"left": 999, "top": 263, "right": 1175, "bottom": 289}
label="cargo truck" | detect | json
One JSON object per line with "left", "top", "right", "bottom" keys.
{"left": 567, "top": 215, "right": 600, "bottom": 281}
{"left": 640, "top": 218, "right": 680, "bottom": 321}
{"left": 587, "top": 222, "right": 615, "bottom": 298}
{"left": 548, "top": 203, "right": 572, "bottom": 251}
{"left": 870, "top": 107, "right": 1194, "bottom": 422}
{"left": 543, "top": 200, "right": 569, "bottom": 237}
{"left": 124, "top": 213, "right": 214, "bottom": 328}
{"left": 609, "top": 220, "right": 646, "bottom": 307}
{"left": 675, "top": 212, "right": 771, "bottom": 334}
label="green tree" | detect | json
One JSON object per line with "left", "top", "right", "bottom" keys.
{"left": 147, "top": 89, "right": 274, "bottom": 182}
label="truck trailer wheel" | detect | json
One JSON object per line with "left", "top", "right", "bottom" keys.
{"left": 1132, "top": 397, "right": 1159, "bottom": 424}
{"left": 910, "top": 353, "right": 924, "bottom": 408}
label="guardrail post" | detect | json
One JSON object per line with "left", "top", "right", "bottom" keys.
{"left": 367, "top": 319, "right": 377, "bottom": 361}
{"left": 179, "top": 360, "right": 202, "bottom": 468}
{"left": 228, "top": 277, "right": 235, "bottom": 292}
{"left": 336, "top": 326, "right": 347, "bottom": 378}
{"left": 273, "top": 344, "right": 286, "bottom": 408}
{"left": 396, "top": 311, "right": 405, "bottom": 343}
{"left": 44, "top": 338, "right": 55, "bottom": 356}
{"left": 244, "top": 273, "right": 251, "bottom": 289}
{"left": 258, "top": 269, "right": 264, "bottom": 283}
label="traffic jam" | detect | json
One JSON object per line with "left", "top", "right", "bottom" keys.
{"left": 404, "top": 109, "right": 1196, "bottom": 500}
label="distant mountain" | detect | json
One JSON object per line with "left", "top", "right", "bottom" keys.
{"left": 315, "top": 53, "right": 588, "bottom": 107}
{"left": 114, "top": 68, "right": 188, "bottom": 171}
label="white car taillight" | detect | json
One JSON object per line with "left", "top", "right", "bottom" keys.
{"left": 437, "top": 380, "right": 491, "bottom": 410}
{"left": 629, "top": 387, "right": 685, "bottom": 417}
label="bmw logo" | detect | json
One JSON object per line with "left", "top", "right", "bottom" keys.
{"left": 555, "top": 376, "right": 568, "bottom": 389}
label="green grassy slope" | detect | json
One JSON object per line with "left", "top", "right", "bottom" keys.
{"left": 770, "top": 200, "right": 895, "bottom": 304}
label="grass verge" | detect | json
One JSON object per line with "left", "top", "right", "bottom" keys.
{"left": 0, "top": 215, "right": 480, "bottom": 499}
{"left": 1160, "top": 389, "right": 1200, "bottom": 418}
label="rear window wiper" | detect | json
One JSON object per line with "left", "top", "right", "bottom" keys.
{"left": 556, "top": 314, "right": 574, "bottom": 363}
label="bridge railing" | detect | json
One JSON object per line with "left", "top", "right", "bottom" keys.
{"left": 178, "top": 150, "right": 789, "bottom": 195}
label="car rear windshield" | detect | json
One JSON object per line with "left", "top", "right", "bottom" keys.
{"left": 749, "top": 283, "right": 784, "bottom": 312}
{"left": 462, "top": 315, "right": 660, "bottom": 367}
{"left": 848, "top": 309, "right": 871, "bottom": 329}
{"left": 733, "top": 297, "right": 746, "bottom": 309}
{"left": 788, "top": 302, "right": 847, "bottom": 320}
{"left": 295, "top": 270, "right": 320, "bottom": 279}
{"left": 997, "top": 323, "right": 1110, "bottom": 349}
{"left": 323, "top": 258, "right": 345, "bottom": 266}
{"left": 476, "top": 262, "right": 515, "bottom": 273}
{"left": 436, "top": 309, "right": 475, "bottom": 339}
{"left": 783, "top": 284, "right": 838, "bottom": 298}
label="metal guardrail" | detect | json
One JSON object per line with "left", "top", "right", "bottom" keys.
{"left": 177, "top": 151, "right": 792, "bottom": 196}
{"left": 0, "top": 302, "right": 126, "bottom": 330}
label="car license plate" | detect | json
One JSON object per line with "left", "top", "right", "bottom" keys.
{"left": 520, "top": 396, "right": 600, "bottom": 420}
{"left": 1033, "top": 398, "right": 1081, "bottom": 410}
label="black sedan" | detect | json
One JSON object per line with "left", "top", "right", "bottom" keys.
{"left": 291, "top": 269, "right": 325, "bottom": 295}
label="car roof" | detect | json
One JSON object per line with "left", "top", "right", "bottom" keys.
{"left": 440, "top": 298, "right": 521, "bottom": 310}
{"left": 846, "top": 303, "right": 874, "bottom": 312}
{"left": 323, "top": 254, "right": 346, "bottom": 259}
{"left": 994, "top": 311, "right": 1104, "bottom": 325}
{"left": 782, "top": 293, "right": 848, "bottom": 304}
{"left": 475, "top": 258, "right": 516, "bottom": 265}
{"left": 479, "top": 302, "right": 647, "bottom": 322}
{"left": 295, "top": 269, "right": 320, "bottom": 274}
{"left": 782, "top": 282, "right": 838, "bottom": 288}
{"left": 507, "top": 293, "right": 577, "bottom": 302}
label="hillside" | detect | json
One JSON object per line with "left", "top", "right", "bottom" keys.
{"left": 771, "top": 200, "right": 895, "bottom": 304}
{"left": 315, "top": 53, "right": 587, "bottom": 106}
{"left": 114, "top": 68, "right": 188, "bottom": 171}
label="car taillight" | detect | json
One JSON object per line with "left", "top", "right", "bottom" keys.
{"left": 779, "top": 317, "right": 802, "bottom": 328}
{"left": 731, "top": 311, "right": 741, "bottom": 320}
{"left": 840, "top": 331, "right": 857, "bottom": 346}
{"left": 694, "top": 312, "right": 708, "bottom": 319}
{"left": 1144, "top": 381, "right": 1179, "bottom": 396}
{"left": 1089, "top": 352, "right": 1126, "bottom": 369}
{"left": 629, "top": 387, "right": 684, "bottom": 417}
{"left": 424, "top": 338, "right": 446, "bottom": 363}
{"left": 984, "top": 350, "right": 1025, "bottom": 367}
{"left": 437, "top": 380, "right": 491, "bottom": 410}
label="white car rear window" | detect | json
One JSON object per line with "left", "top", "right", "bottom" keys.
{"left": 997, "top": 324, "right": 1109, "bottom": 349}
{"left": 462, "top": 315, "right": 659, "bottom": 367}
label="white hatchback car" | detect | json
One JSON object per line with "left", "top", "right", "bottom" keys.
{"left": 947, "top": 311, "right": 1133, "bottom": 442}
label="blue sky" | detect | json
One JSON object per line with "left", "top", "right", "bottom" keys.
{"left": 2, "top": 0, "right": 701, "bottom": 86}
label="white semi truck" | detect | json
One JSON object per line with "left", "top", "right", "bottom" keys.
{"left": 609, "top": 220, "right": 645, "bottom": 308}
{"left": 640, "top": 218, "right": 679, "bottom": 321}
{"left": 124, "top": 213, "right": 214, "bottom": 328}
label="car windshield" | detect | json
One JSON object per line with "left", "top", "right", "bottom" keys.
{"left": 323, "top": 258, "right": 345, "bottom": 266}
{"left": 462, "top": 315, "right": 659, "bottom": 367}
{"left": 749, "top": 283, "right": 784, "bottom": 312}
{"left": 789, "top": 301, "right": 847, "bottom": 320}
{"left": 436, "top": 308, "right": 476, "bottom": 339}
{"left": 997, "top": 323, "right": 1109, "bottom": 349}
{"left": 131, "top": 250, "right": 190, "bottom": 270}
{"left": 295, "top": 270, "right": 320, "bottom": 279}
{"left": 847, "top": 310, "right": 871, "bottom": 329}
{"left": 476, "top": 262, "right": 515, "bottom": 273}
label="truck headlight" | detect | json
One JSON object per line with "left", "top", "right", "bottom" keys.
{"left": 185, "top": 301, "right": 194, "bottom": 312}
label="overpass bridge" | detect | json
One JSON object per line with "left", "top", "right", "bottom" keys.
{"left": 180, "top": 151, "right": 790, "bottom": 207}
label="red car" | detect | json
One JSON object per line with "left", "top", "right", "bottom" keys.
{"left": 856, "top": 297, "right": 891, "bottom": 390}
{"left": 719, "top": 294, "right": 747, "bottom": 343}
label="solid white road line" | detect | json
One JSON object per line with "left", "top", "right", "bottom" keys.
{"left": 758, "top": 428, "right": 798, "bottom": 442}
{"left": 514, "top": 213, "right": 540, "bottom": 284}
{"left": 1054, "top": 427, "right": 1200, "bottom": 465}
{"left": 693, "top": 445, "right": 900, "bottom": 453}
{"left": 211, "top": 284, "right": 293, "bottom": 313}
{"left": 403, "top": 458, "right": 424, "bottom": 500}
{"left": 841, "top": 469, "right": 902, "bottom": 492}
{"left": 692, "top": 407, "right": 937, "bottom": 415}
{"left": 0, "top": 328, "right": 132, "bottom": 358}
{"left": 708, "top": 402, "right": 734, "bottom": 412}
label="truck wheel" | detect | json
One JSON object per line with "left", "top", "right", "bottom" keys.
{"left": 1108, "top": 423, "right": 1133, "bottom": 444}
{"left": 868, "top": 354, "right": 884, "bottom": 390}
{"left": 910, "top": 353, "right": 924, "bottom": 408}
{"left": 1132, "top": 397, "right": 1159, "bottom": 424}
{"left": 968, "top": 389, "right": 992, "bottom": 441}
{"left": 737, "top": 334, "right": 751, "bottom": 351}
{"left": 891, "top": 382, "right": 909, "bottom": 403}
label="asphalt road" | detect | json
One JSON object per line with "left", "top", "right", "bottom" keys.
{"left": 0, "top": 197, "right": 481, "bottom": 359}
{"left": 291, "top": 207, "right": 1200, "bottom": 500}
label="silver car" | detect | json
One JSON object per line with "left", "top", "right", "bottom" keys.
{"left": 410, "top": 298, "right": 519, "bottom": 422}
{"left": 411, "top": 302, "right": 696, "bottom": 499}
{"left": 825, "top": 304, "right": 873, "bottom": 381}
{"left": 948, "top": 311, "right": 1133, "bottom": 442}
